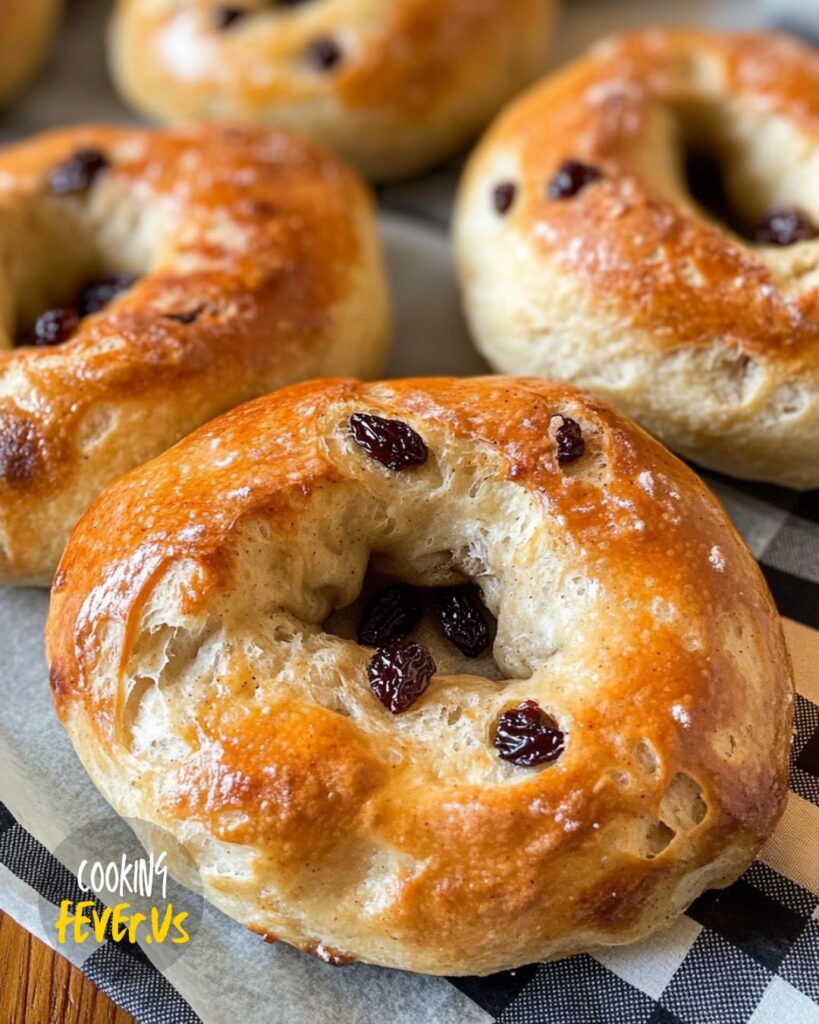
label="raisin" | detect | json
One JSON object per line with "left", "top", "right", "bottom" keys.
{"left": 547, "top": 160, "right": 601, "bottom": 200}
{"left": 76, "top": 274, "right": 136, "bottom": 317}
{"left": 49, "top": 149, "right": 109, "bottom": 196}
{"left": 358, "top": 584, "right": 422, "bottom": 647}
{"left": 306, "top": 37, "right": 342, "bottom": 70}
{"left": 28, "top": 307, "right": 80, "bottom": 347}
{"left": 493, "top": 700, "right": 565, "bottom": 767}
{"left": 551, "top": 415, "right": 585, "bottom": 465}
{"left": 436, "top": 584, "right": 491, "bottom": 658}
{"left": 368, "top": 640, "right": 436, "bottom": 714}
{"left": 492, "top": 182, "right": 517, "bottom": 215}
{"left": 349, "top": 413, "right": 428, "bottom": 471}
{"left": 755, "top": 205, "right": 818, "bottom": 246}
{"left": 213, "top": 6, "right": 246, "bottom": 29}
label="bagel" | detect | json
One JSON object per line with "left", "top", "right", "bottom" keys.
{"left": 0, "top": 125, "right": 388, "bottom": 585}
{"left": 108, "top": 0, "right": 556, "bottom": 181}
{"left": 454, "top": 29, "right": 819, "bottom": 490}
{"left": 47, "top": 376, "right": 792, "bottom": 976}
{"left": 0, "top": 0, "right": 62, "bottom": 106}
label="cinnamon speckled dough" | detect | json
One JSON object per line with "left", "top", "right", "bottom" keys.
{"left": 0, "top": 0, "right": 61, "bottom": 105}
{"left": 455, "top": 29, "right": 819, "bottom": 489}
{"left": 109, "top": 0, "right": 556, "bottom": 181}
{"left": 47, "top": 376, "right": 792, "bottom": 976}
{"left": 0, "top": 124, "right": 389, "bottom": 585}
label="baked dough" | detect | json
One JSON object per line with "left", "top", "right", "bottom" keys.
{"left": 455, "top": 29, "right": 819, "bottom": 489}
{"left": 47, "top": 376, "right": 792, "bottom": 976}
{"left": 108, "top": 0, "right": 556, "bottom": 181}
{"left": 0, "top": 125, "right": 388, "bottom": 585}
{"left": 0, "top": 0, "right": 61, "bottom": 105}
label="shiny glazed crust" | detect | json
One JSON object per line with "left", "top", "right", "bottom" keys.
{"left": 454, "top": 29, "right": 819, "bottom": 489}
{"left": 0, "top": 124, "right": 389, "bottom": 585}
{"left": 0, "top": 0, "right": 62, "bottom": 105}
{"left": 47, "top": 376, "right": 792, "bottom": 976}
{"left": 108, "top": 0, "right": 555, "bottom": 181}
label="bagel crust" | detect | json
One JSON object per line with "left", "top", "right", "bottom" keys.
{"left": 0, "top": 0, "right": 61, "bottom": 105}
{"left": 47, "top": 376, "right": 792, "bottom": 976}
{"left": 455, "top": 29, "right": 819, "bottom": 489}
{"left": 108, "top": 0, "right": 555, "bottom": 181}
{"left": 0, "top": 125, "right": 389, "bottom": 584}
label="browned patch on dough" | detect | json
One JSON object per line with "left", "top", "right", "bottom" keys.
{"left": 0, "top": 411, "right": 41, "bottom": 486}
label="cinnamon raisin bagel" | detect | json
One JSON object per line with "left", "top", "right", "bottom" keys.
{"left": 108, "top": 0, "right": 556, "bottom": 181}
{"left": 454, "top": 29, "right": 819, "bottom": 490}
{"left": 47, "top": 376, "right": 792, "bottom": 976}
{"left": 0, "top": 0, "right": 62, "bottom": 106}
{"left": 0, "top": 124, "right": 388, "bottom": 585}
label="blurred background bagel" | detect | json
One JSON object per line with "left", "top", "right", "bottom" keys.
{"left": 0, "top": 0, "right": 62, "bottom": 107}
{"left": 0, "top": 122, "right": 389, "bottom": 584}
{"left": 455, "top": 28, "right": 819, "bottom": 490}
{"left": 108, "top": 0, "right": 557, "bottom": 181}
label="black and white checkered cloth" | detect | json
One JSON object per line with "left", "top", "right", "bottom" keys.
{"left": 1, "top": 471, "right": 817, "bottom": 1024}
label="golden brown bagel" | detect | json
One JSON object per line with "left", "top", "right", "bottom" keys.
{"left": 0, "top": 0, "right": 61, "bottom": 106}
{"left": 455, "top": 29, "right": 819, "bottom": 489}
{"left": 109, "top": 0, "right": 556, "bottom": 181}
{"left": 47, "top": 376, "right": 792, "bottom": 976}
{"left": 0, "top": 125, "right": 388, "bottom": 585}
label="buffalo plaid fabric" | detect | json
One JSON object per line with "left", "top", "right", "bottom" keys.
{"left": 1, "top": 470, "right": 818, "bottom": 1024}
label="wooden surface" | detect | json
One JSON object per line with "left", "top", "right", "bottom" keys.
{"left": 0, "top": 910, "right": 137, "bottom": 1024}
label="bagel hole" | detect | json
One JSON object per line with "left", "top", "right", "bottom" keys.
{"left": 3, "top": 180, "right": 156, "bottom": 348}
{"left": 322, "top": 559, "right": 504, "bottom": 683}
{"left": 675, "top": 100, "right": 819, "bottom": 244}
{"left": 683, "top": 143, "right": 754, "bottom": 240}
{"left": 10, "top": 264, "right": 140, "bottom": 348}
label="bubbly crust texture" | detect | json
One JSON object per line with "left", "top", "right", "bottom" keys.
{"left": 47, "top": 376, "right": 792, "bottom": 976}
{"left": 109, "top": 0, "right": 555, "bottom": 181}
{"left": 454, "top": 29, "right": 819, "bottom": 489}
{"left": 0, "top": 124, "right": 389, "bottom": 584}
{"left": 0, "top": 0, "right": 62, "bottom": 105}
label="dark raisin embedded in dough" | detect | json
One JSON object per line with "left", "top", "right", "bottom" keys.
{"left": 306, "top": 37, "right": 342, "bottom": 71}
{"left": 349, "top": 413, "right": 428, "bottom": 471}
{"left": 755, "top": 205, "right": 818, "bottom": 246}
{"left": 492, "top": 182, "right": 517, "bottom": 215}
{"left": 49, "top": 149, "right": 109, "bottom": 196}
{"left": 358, "top": 584, "right": 422, "bottom": 646}
{"left": 368, "top": 640, "right": 436, "bottom": 714}
{"left": 213, "top": 6, "right": 247, "bottom": 29}
{"left": 76, "top": 274, "right": 136, "bottom": 317}
{"left": 29, "top": 307, "right": 81, "bottom": 347}
{"left": 547, "top": 159, "right": 601, "bottom": 200}
{"left": 551, "top": 414, "right": 585, "bottom": 465}
{"left": 493, "top": 700, "right": 565, "bottom": 767}
{"left": 436, "top": 584, "right": 491, "bottom": 658}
